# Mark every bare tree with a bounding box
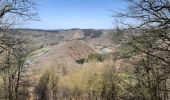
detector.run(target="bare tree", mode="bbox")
[0,0,38,27]
[101,67,119,100]
[113,0,170,100]
[0,0,38,55]
[0,31,31,99]
[0,0,38,99]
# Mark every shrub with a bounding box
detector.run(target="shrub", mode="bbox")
[58,62,122,99]
[87,53,111,62]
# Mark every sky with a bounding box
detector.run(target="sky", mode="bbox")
[24,0,125,29]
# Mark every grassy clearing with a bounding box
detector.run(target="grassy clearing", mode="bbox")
[26,47,49,61]
[30,47,49,57]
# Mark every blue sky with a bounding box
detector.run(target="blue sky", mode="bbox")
[25,0,125,29]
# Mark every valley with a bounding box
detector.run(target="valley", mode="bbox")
[18,29,122,99]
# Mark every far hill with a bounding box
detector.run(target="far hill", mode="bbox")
[13,28,115,50]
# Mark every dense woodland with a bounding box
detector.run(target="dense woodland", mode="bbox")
[0,0,170,100]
